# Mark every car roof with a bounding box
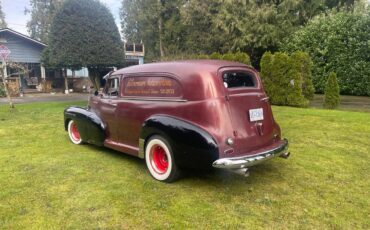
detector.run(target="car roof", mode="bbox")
[114,60,255,78]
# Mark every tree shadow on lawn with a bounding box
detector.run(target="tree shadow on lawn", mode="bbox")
[85,144,286,188]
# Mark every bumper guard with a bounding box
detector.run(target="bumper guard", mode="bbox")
[212,139,289,170]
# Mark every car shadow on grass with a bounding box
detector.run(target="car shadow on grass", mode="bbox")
[183,162,285,184]
[85,144,287,187]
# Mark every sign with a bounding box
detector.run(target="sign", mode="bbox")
[0,45,11,60]
[123,76,182,97]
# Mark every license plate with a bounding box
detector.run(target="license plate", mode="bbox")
[249,108,264,122]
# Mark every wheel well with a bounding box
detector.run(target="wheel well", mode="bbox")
[143,133,159,158]
[65,118,71,131]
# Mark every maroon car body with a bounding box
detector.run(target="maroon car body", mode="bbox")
[64,60,289,182]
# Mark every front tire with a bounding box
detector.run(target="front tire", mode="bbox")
[145,135,180,182]
[67,120,83,145]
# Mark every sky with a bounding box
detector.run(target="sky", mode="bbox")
[2,0,122,36]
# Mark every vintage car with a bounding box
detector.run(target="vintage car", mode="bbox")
[64,60,290,182]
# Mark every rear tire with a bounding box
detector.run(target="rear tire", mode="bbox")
[145,135,180,182]
[67,120,83,145]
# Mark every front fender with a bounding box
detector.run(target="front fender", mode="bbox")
[64,107,105,146]
[140,115,219,169]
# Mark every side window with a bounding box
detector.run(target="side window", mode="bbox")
[222,71,256,88]
[122,76,182,98]
[104,77,120,96]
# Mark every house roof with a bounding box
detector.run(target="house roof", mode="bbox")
[0,28,47,47]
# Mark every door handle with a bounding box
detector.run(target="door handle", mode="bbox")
[260,97,269,102]
[107,99,117,107]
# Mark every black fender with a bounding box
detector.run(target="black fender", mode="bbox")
[64,106,105,146]
[139,115,219,169]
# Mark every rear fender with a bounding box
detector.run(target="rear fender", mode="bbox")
[64,107,105,146]
[139,115,219,169]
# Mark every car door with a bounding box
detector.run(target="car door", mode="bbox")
[98,75,121,142]
[115,75,145,152]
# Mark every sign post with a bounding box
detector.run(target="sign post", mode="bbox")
[0,45,14,108]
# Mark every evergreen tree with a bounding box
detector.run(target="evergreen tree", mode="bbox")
[260,51,309,107]
[291,51,315,100]
[120,0,354,64]
[0,1,7,28]
[25,0,64,43]
[324,72,340,109]
[44,0,125,89]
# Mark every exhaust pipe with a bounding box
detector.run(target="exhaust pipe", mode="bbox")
[230,168,250,177]
[280,152,290,159]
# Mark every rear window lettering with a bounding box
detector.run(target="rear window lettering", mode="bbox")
[222,72,256,88]
[122,76,182,98]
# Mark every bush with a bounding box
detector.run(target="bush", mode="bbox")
[215,52,251,65]
[221,52,234,61]
[0,84,5,97]
[280,10,370,96]
[232,51,251,65]
[260,51,313,107]
[209,52,222,60]
[196,54,209,59]
[324,72,340,109]
[162,51,251,66]
[291,51,315,100]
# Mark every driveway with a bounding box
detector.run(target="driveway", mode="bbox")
[0,93,89,104]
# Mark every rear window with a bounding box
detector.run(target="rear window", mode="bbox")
[222,72,256,88]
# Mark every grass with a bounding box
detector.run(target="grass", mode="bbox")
[310,94,370,112]
[0,101,369,229]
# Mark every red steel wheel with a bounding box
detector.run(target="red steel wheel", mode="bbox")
[151,145,169,174]
[145,135,180,182]
[68,120,83,145]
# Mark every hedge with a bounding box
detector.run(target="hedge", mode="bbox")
[260,51,314,107]
[280,10,370,96]
[163,52,252,66]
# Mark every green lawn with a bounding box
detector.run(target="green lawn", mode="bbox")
[0,102,369,229]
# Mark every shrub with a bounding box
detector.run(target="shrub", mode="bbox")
[196,54,209,59]
[280,10,370,96]
[260,51,311,107]
[0,84,5,97]
[162,52,251,65]
[218,52,251,65]
[209,52,222,60]
[221,52,234,61]
[324,72,340,109]
[291,51,315,100]
[233,51,251,65]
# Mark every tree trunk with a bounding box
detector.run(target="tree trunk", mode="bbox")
[1,60,14,109]
[88,68,100,90]
[158,0,164,58]
[63,68,69,94]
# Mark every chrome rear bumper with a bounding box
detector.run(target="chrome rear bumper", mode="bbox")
[212,139,289,169]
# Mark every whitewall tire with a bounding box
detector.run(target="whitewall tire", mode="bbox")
[67,120,83,145]
[145,135,180,182]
